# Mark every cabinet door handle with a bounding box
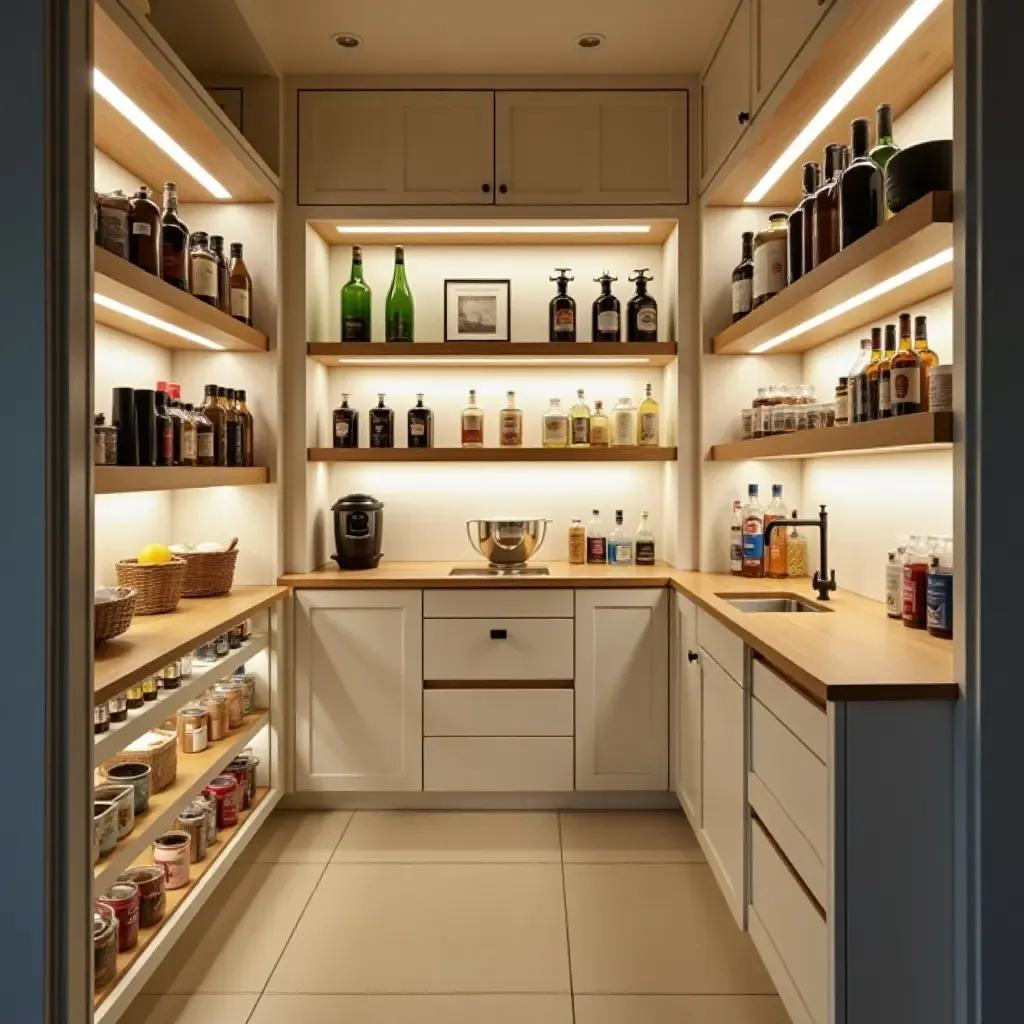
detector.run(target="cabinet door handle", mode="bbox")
[687,650,699,663]
[490,628,508,640]
[498,184,508,194]
[481,183,491,193]
[738,111,750,125]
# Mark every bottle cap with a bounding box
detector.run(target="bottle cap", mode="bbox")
[772,484,782,497]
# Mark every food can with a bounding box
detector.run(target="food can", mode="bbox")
[225,759,251,810]
[928,365,953,412]
[94,800,118,857]
[97,881,140,952]
[94,703,110,734]
[118,865,165,927]
[200,694,228,742]
[108,693,128,723]
[205,775,239,828]
[191,793,218,847]
[93,904,118,989]
[239,750,260,804]
[101,761,152,814]
[95,784,135,841]
[142,676,159,702]
[161,661,181,690]
[175,807,207,862]
[153,831,192,890]
[213,681,245,729]
[176,706,208,754]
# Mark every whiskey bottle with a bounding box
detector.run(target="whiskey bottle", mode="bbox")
[460,389,484,448]
[634,511,656,566]
[499,391,523,447]
[220,386,243,466]
[731,232,754,322]
[789,162,820,285]
[890,313,923,416]
[638,383,660,446]
[914,315,939,411]
[166,396,185,466]
[200,385,225,465]
[610,396,637,447]
[812,144,848,269]
[189,232,219,306]
[369,393,395,448]
[753,214,788,308]
[591,272,621,341]
[128,185,161,277]
[407,393,433,448]
[209,235,230,313]
[626,270,658,341]
[154,390,174,467]
[542,398,569,448]
[549,269,576,341]
[385,246,414,342]
[193,401,214,466]
[569,389,591,448]
[341,245,372,341]
[181,402,198,466]
[590,400,610,447]
[229,243,253,326]
[332,393,359,448]
[765,484,789,579]
[839,118,884,250]
[878,324,898,418]
[236,389,255,465]
[857,328,882,422]
[870,103,900,218]
[741,484,765,578]
[160,182,189,290]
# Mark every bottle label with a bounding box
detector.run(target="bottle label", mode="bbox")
[410,421,425,437]
[729,530,743,572]
[197,433,214,459]
[612,412,634,446]
[132,222,152,236]
[597,310,619,332]
[639,413,659,446]
[885,562,902,617]
[892,367,921,405]
[191,258,217,299]
[608,541,633,566]
[387,314,412,342]
[341,315,366,341]
[902,562,928,625]
[571,417,590,445]
[553,309,574,334]
[569,530,587,565]
[741,516,764,564]
[835,392,849,424]
[926,571,953,633]
[500,413,521,446]
[183,431,196,462]
[635,539,655,566]
[335,419,350,441]
[587,537,607,564]
[731,279,753,316]
[765,515,787,576]
[879,375,892,415]
[461,414,483,445]
[753,238,787,301]
[591,422,609,446]
[231,288,250,320]
[636,307,657,334]
[370,419,392,447]
[543,417,568,444]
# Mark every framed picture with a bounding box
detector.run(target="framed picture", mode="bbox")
[444,279,511,342]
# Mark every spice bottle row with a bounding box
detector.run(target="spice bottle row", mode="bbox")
[741,384,836,440]
[729,485,810,579]
[885,535,953,638]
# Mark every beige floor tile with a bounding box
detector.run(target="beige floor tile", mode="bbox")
[117,994,259,1024]
[564,864,775,995]
[240,810,353,863]
[560,812,705,863]
[250,994,573,1023]
[267,863,570,993]
[574,994,791,1024]
[333,811,560,863]
[144,862,323,994]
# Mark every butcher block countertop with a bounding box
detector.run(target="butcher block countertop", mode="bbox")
[278,562,957,705]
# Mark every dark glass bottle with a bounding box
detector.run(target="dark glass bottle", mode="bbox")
[229,243,253,326]
[112,387,137,465]
[219,386,243,467]
[341,245,372,341]
[168,397,185,465]
[193,401,214,466]
[839,118,884,251]
[855,328,882,423]
[878,324,898,418]
[408,393,433,448]
[864,329,884,420]
[189,231,219,306]
[129,185,162,277]
[154,390,174,466]
[134,389,157,466]
[160,182,189,290]
[591,272,621,341]
[627,269,658,342]
[549,268,576,341]
[369,393,394,448]
[870,103,900,218]
[812,144,848,269]
[236,390,255,466]
[788,162,819,285]
[731,233,754,322]
[332,393,359,448]
[209,235,230,314]
[385,246,414,341]
[890,312,923,416]
[202,384,227,466]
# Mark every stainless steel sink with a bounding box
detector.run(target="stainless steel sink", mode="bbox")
[719,596,827,613]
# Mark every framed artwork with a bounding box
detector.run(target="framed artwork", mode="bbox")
[444,279,511,342]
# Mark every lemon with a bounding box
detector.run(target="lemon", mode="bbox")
[138,543,174,565]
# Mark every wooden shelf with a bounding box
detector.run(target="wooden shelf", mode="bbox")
[95,465,270,494]
[309,447,678,463]
[93,0,278,203]
[709,412,953,461]
[94,247,269,353]
[712,193,953,356]
[94,787,275,1012]
[93,586,287,706]
[307,341,677,367]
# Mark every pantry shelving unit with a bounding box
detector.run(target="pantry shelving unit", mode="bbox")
[307,341,678,367]
[95,466,270,494]
[309,446,678,463]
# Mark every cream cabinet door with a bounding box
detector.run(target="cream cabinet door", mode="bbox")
[575,589,669,790]
[495,91,688,205]
[700,0,752,189]
[294,589,422,791]
[753,0,834,114]
[673,592,703,827]
[298,91,494,205]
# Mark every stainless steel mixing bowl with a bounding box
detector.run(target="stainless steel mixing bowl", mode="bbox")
[466,519,551,567]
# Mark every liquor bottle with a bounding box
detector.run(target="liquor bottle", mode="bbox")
[219,386,243,467]
[154,390,174,467]
[586,510,607,564]
[729,500,743,575]
[626,269,658,341]
[202,384,227,465]
[369,393,395,448]
[236,389,254,466]
[812,144,848,269]
[181,402,198,467]
[634,511,656,566]
[189,232,218,306]
[160,182,189,290]
[128,185,161,277]
[592,272,621,341]
[407,393,433,448]
[607,510,633,566]
[193,401,214,467]
[638,383,660,446]
[890,312,922,416]
[209,235,230,313]
[789,162,819,285]
[878,324,898,418]
[731,232,754,322]
[753,214,789,308]
[568,520,586,565]
[341,245,372,341]
[914,315,939,411]
[542,398,569,448]
[765,483,789,579]
[839,118,884,251]
[863,328,884,421]
[385,246,414,342]
[570,389,591,448]
[611,396,637,447]
[499,391,523,447]
[846,337,872,425]
[229,243,253,326]
[590,400,610,447]
[332,393,359,448]
[741,483,765,578]
[166,397,184,466]
[460,389,484,448]
[870,103,900,218]
[549,269,576,341]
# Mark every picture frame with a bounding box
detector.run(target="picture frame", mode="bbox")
[444,279,511,342]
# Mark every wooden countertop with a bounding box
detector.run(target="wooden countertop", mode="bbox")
[278,563,957,705]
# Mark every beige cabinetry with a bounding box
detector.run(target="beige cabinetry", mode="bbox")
[752,0,835,114]
[671,590,703,827]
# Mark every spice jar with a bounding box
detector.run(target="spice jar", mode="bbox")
[205,775,239,828]
[180,652,192,679]
[835,378,849,425]
[926,536,953,639]
[215,633,230,658]
[568,519,586,565]
[94,414,118,466]
[160,661,181,691]
[93,904,118,989]
[94,703,110,734]
[213,681,245,729]
[153,831,192,890]
[142,676,158,702]
[200,694,228,742]
[232,671,256,713]
[96,189,131,259]
[176,706,208,754]
[229,623,244,650]
[98,881,140,952]
[108,693,128,724]
[175,807,208,862]
[126,683,144,710]
[118,865,165,928]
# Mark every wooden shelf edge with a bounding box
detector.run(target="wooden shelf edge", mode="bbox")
[307,341,677,367]
[95,466,270,494]
[307,447,678,463]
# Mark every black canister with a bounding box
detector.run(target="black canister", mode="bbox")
[134,389,157,466]
[331,493,384,570]
[112,388,137,466]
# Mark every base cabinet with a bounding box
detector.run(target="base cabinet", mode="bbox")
[672,592,703,826]
[294,590,423,791]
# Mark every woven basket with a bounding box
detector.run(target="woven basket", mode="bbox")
[94,587,136,646]
[103,729,177,792]
[114,558,186,615]
[179,548,239,598]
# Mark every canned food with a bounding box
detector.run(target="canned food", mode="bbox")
[97,881,140,952]
[176,706,208,754]
[153,831,192,890]
[191,793,218,847]
[94,784,135,841]
[142,676,159,702]
[118,865,165,927]
[239,750,260,804]
[100,761,151,814]
[94,703,110,734]
[200,694,228,742]
[93,904,118,989]
[175,807,207,862]
[205,775,239,828]
[108,693,128,724]
[225,759,250,811]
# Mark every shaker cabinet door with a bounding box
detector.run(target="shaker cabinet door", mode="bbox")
[674,592,704,828]
[752,0,835,115]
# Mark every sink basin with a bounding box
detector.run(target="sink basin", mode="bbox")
[719,596,827,614]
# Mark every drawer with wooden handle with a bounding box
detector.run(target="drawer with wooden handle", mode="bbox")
[423,617,573,681]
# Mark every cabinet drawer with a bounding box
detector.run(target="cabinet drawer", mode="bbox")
[753,659,827,761]
[424,688,574,737]
[424,737,574,791]
[697,608,745,682]
[424,618,574,681]
[424,590,573,618]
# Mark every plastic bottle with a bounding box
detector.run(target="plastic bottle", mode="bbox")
[926,536,953,638]
[607,510,633,566]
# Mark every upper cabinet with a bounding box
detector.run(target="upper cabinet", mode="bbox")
[752,0,834,115]
[298,90,495,205]
[701,0,752,189]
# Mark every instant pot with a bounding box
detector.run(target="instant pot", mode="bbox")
[331,493,384,570]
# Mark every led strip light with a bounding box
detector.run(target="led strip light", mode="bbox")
[334,225,652,236]
[94,294,225,351]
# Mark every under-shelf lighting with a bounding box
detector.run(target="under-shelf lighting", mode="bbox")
[332,357,653,367]
[750,247,953,353]
[744,0,945,203]
[93,69,232,200]
[94,294,226,350]
[333,225,651,236]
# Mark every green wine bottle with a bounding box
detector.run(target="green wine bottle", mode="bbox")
[385,245,414,342]
[340,245,372,341]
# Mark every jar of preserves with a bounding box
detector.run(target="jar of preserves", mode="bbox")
[752,213,789,309]
[200,694,228,742]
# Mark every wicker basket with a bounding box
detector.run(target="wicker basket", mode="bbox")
[179,548,239,598]
[103,729,177,792]
[114,558,186,615]
[94,587,136,646]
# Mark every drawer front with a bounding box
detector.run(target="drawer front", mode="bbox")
[424,590,573,618]
[424,618,574,681]
[751,821,828,1024]
[697,608,745,682]
[424,736,574,791]
[751,698,827,863]
[753,659,827,762]
[424,688,574,737]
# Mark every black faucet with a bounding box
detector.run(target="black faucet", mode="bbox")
[763,504,837,601]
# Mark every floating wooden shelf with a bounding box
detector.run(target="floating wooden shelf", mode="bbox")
[94,247,269,353]
[712,193,953,356]
[309,447,677,463]
[93,586,287,706]
[307,341,677,367]
[709,412,953,461]
[95,465,270,494]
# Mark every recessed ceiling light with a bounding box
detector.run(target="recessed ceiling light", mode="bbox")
[332,33,362,48]
[576,33,606,49]
[333,225,650,235]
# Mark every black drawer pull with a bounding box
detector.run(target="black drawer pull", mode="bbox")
[490,628,508,640]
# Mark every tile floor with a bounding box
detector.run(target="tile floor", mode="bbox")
[129,810,785,1024]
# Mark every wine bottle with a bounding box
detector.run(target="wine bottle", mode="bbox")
[549,269,576,341]
[788,162,819,285]
[626,269,657,342]
[839,118,884,250]
[870,103,900,219]
[332,394,359,448]
[731,233,754,322]
[407,393,433,448]
[591,272,621,341]
[369,394,395,447]
[341,245,372,341]
[385,246,414,342]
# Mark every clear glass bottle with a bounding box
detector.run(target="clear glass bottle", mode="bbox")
[590,400,610,447]
[753,214,789,308]
[786,511,809,578]
[586,510,607,564]
[460,389,484,448]
[333,393,359,448]
[569,389,591,448]
[634,511,656,566]
[847,335,873,424]
[741,483,765,578]
[607,510,633,566]
[341,244,372,341]
[610,396,637,447]
[765,483,789,579]
[499,391,523,448]
[369,393,394,448]
[407,394,433,448]
[638,383,660,446]
[729,500,743,575]
[385,246,414,342]
[542,398,569,448]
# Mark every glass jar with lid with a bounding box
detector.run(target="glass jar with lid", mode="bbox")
[752,386,768,438]
[753,213,789,308]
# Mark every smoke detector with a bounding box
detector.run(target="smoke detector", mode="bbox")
[576,33,606,49]
[332,33,362,49]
